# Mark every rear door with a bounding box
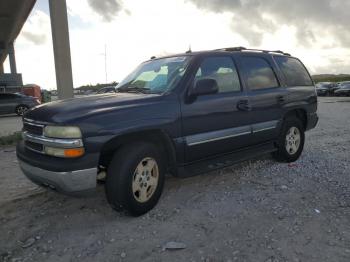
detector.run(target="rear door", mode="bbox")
[238,54,287,144]
[0,94,17,114]
[0,94,7,113]
[181,55,252,162]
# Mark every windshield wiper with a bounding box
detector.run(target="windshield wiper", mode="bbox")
[117,87,151,94]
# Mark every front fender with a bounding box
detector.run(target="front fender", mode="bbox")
[83,116,181,154]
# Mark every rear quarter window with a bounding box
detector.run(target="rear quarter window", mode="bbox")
[274,56,313,86]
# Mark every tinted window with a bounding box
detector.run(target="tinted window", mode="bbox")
[195,57,241,93]
[241,57,279,90]
[275,56,313,86]
[341,83,350,88]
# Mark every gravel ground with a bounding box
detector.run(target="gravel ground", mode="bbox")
[0,115,22,137]
[0,97,349,262]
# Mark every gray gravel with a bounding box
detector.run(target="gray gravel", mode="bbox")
[0,115,22,137]
[0,97,349,262]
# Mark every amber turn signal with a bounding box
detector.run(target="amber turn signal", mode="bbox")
[64,148,85,158]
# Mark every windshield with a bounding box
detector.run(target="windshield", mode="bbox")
[116,56,191,94]
[316,83,330,88]
[340,83,350,88]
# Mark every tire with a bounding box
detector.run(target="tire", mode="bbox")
[272,117,305,163]
[105,142,165,216]
[15,105,29,116]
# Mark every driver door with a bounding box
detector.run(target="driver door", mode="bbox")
[181,55,253,162]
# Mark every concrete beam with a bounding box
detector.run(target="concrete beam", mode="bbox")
[8,42,17,74]
[49,0,74,99]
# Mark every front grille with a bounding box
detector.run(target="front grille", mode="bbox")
[25,140,44,153]
[23,122,44,136]
[23,120,45,153]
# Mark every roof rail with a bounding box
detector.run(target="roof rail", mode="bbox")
[216,46,291,56]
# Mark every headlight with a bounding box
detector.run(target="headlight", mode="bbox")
[44,126,82,138]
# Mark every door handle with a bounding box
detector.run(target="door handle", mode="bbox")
[237,100,252,111]
[276,95,285,103]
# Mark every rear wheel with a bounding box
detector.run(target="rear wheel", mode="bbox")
[272,117,305,162]
[15,105,29,116]
[105,142,165,216]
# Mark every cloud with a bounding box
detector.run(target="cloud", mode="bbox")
[21,31,47,45]
[187,0,350,48]
[87,0,123,22]
[20,10,50,45]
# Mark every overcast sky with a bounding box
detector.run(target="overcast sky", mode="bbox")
[4,0,350,90]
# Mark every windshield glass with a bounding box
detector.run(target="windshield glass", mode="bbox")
[116,56,191,94]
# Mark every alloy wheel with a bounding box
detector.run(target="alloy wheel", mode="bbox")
[132,157,159,203]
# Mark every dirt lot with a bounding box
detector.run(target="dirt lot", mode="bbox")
[1,97,350,262]
[0,115,22,137]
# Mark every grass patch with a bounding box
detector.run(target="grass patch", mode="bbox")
[0,132,22,146]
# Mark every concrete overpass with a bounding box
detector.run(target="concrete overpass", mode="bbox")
[0,0,74,99]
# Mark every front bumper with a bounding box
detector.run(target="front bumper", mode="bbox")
[19,159,97,194]
[17,141,99,194]
[316,91,327,96]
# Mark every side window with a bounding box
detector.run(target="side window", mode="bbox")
[195,57,241,93]
[274,56,313,86]
[7,94,18,99]
[241,57,279,90]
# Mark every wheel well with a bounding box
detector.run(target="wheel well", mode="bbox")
[15,104,29,109]
[284,109,307,130]
[98,130,177,175]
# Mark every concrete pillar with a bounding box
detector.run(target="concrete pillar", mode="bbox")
[49,0,74,99]
[8,43,17,74]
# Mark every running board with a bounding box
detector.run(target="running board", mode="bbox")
[177,142,277,178]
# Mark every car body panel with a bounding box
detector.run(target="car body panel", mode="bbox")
[0,93,39,115]
[335,85,350,96]
[16,49,318,194]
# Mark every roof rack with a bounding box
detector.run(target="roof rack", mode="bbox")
[215,46,291,56]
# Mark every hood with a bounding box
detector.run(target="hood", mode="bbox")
[25,93,161,124]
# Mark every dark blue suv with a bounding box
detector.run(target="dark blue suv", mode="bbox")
[17,47,318,216]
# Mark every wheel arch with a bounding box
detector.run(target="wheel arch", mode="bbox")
[15,104,29,114]
[98,129,178,176]
[283,108,307,130]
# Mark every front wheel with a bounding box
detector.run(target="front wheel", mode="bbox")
[15,105,29,116]
[105,142,165,216]
[272,117,305,162]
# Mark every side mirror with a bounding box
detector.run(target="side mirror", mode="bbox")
[191,78,219,97]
